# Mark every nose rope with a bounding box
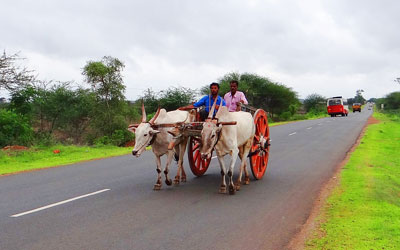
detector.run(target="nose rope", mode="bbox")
[134,134,157,153]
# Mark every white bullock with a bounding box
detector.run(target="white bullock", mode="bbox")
[129,104,194,190]
[200,105,255,194]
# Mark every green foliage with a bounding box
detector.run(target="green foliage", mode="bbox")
[159,87,196,111]
[384,91,400,109]
[0,109,33,147]
[82,56,130,141]
[140,88,160,114]
[82,56,125,102]
[200,72,300,119]
[354,89,366,104]
[33,131,56,147]
[0,145,131,175]
[279,111,291,121]
[9,83,97,143]
[303,93,326,112]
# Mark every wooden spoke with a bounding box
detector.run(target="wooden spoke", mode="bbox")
[188,136,212,176]
[250,109,270,180]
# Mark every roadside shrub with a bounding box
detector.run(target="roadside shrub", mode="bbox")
[33,132,57,147]
[304,94,326,112]
[279,111,292,121]
[94,136,112,146]
[111,129,133,146]
[385,91,400,109]
[290,114,306,121]
[0,109,33,147]
[93,129,133,146]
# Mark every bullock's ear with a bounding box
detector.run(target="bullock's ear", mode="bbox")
[127,124,139,133]
[149,129,160,135]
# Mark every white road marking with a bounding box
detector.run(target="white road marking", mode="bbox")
[10,189,110,218]
[307,127,312,130]
[212,156,218,159]
[288,132,297,136]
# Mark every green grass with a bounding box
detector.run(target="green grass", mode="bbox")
[0,145,132,175]
[306,111,400,249]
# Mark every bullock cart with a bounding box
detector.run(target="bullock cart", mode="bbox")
[184,104,270,180]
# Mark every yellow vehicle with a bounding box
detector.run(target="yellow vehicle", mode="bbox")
[352,103,361,112]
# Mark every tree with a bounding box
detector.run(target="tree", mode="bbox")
[82,56,128,138]
[354,89,366,104]
[159,87,196,111]
[303,93,326,112]
[82,56,125,104]
[0,51,34,91]
[201,72,299,118]
[384,91,400,109]
[140,88,159,115]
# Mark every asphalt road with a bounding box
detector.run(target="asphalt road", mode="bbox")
[0,108,372,250]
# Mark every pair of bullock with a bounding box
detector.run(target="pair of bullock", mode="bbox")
[129,101,255,194]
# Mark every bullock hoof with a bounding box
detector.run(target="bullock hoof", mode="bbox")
[153,184,162,190]
[229,186,236,195]
[173,178,180,185]
[235,183,241,191]
[181,176,187,183]
[219,186,227,194]
[165,178,172,186]
[244,177,250,185]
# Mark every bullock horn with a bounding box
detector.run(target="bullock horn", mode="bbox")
[141,101,147,123]
[207,97,218,119]
[149,107,161,125]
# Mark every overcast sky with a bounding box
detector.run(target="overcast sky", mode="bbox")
[1,0,400,100]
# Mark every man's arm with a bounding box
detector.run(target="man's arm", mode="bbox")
[179,96,206,110]
[240,92,248,104]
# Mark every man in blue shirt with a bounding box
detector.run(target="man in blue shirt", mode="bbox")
[179,82,226,120]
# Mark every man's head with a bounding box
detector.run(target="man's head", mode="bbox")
[230,80,239,94]
[209,82,220,96]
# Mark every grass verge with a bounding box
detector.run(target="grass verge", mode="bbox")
[0,145,132,175]
[305,111,400,249]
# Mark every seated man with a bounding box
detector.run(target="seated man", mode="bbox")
[224,80,248,112]
[179,82,226,120]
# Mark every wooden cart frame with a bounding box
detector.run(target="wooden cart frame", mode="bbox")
[186,104,271,180]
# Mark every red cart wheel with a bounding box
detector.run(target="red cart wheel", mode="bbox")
[188,136,212,176]
[250,109,270,180]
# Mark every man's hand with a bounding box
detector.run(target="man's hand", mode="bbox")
[236,102,242,111]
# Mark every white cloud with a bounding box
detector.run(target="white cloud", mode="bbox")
[1,0,400,101]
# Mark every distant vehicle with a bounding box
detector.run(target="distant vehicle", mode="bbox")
[327,96,349,117]
[352,103,361,112]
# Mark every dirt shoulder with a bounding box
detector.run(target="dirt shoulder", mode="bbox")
[286,115,380,250]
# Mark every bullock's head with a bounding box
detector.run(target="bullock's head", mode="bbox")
[200,119,222,160]
[199,99,221,159]
[129,103,161,157]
